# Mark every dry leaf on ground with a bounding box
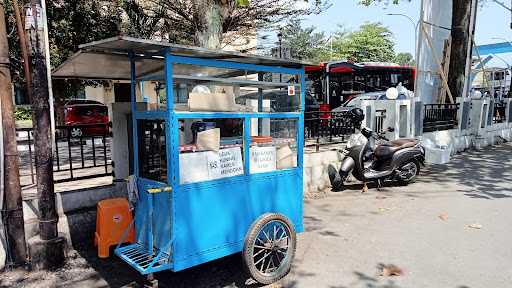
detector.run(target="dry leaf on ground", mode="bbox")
[438,213,449,221]
[362,184,369,193]
[468,223,483,229]
[380,264,404,277]
[378,207,392,213]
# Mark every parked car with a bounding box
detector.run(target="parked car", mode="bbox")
[332,87,411,112]
[64,100,109,137]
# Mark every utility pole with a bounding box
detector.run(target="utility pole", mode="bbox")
[0,0,28,266]
[24,0,64,269]
[277,30,283,83]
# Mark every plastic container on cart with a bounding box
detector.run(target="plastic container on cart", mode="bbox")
[251,136,273,144]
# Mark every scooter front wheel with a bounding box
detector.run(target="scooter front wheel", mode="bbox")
[396,160,420,185]
[328,165,347,192]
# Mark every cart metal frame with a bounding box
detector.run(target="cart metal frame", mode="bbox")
[52,37,305,275]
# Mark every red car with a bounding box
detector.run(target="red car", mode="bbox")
[64,100,109,137]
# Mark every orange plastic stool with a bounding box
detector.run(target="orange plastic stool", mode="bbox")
[94,198,135,258]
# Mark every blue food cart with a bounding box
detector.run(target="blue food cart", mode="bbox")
[53,37,306,284]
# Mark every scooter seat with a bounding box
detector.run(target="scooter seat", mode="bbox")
[374,139,418,159]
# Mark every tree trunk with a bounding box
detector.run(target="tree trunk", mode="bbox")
[447,0,475,102]
[194,0,231,49]
[195,2,223,49]
[0,0,28,265]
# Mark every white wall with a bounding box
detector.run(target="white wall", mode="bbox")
[304,96,512,193]
[416,0,452,104]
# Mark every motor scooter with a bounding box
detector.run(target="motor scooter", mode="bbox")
[328,108,425,192]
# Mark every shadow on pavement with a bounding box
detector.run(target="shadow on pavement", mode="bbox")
[420,144,512,199]
[337,144,512,200]
[73,238,261,288]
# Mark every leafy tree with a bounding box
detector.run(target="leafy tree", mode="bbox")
[329,22,395,63]
[4,0,25,81]
[394,52,415,66]
[46,1,123,69]
[120,0,167,39]
[6,0,173,106]
[280,19,327,62]
[6,0,331,107]
[148,0,331,49]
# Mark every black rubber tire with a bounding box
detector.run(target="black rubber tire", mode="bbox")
[396,159,420,185]
[242,213,297,285]
[328,165,340,186]
[71,127,83,138]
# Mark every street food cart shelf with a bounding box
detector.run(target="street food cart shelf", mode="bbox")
[52,36,308,285]
[115,242,172,274]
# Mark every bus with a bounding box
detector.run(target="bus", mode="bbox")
[306,61,416,110]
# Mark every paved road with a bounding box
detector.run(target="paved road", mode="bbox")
[2,144,511,288]
[282,143,512,288]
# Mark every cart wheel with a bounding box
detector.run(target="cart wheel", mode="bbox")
[242,213,296,285]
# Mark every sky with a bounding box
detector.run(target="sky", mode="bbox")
[266,0,512,67]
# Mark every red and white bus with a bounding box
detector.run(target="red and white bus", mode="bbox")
[306,61,416,110]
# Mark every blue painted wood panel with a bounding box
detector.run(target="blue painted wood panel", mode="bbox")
[171,170,303,271]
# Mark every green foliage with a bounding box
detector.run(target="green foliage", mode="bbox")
[394,52,415,66]
[120,1,167,39]
[281,19,328,62]
[151,0,331,48]
[4,0,24,80]
[14,107,32,121]
[46,1,123,69]
[235,0,250,6]
[328,22,396,62]
[280,20,400,64]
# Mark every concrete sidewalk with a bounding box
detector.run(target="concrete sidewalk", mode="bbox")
[1,144,511,288]
[283,143,512,288]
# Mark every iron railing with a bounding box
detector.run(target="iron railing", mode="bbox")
[423,104,459,132]
[17,123,112,186]
[493,102,507,124]
[304,111,355,150]
[375,109,386,133]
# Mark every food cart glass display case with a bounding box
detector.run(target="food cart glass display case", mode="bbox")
[52,37,306,284]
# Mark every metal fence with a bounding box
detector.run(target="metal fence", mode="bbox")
[423,104,460,132]
[374,109,386,133]
[17,123,112,187]
[304,111,355,150]
[493,102,507,124]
